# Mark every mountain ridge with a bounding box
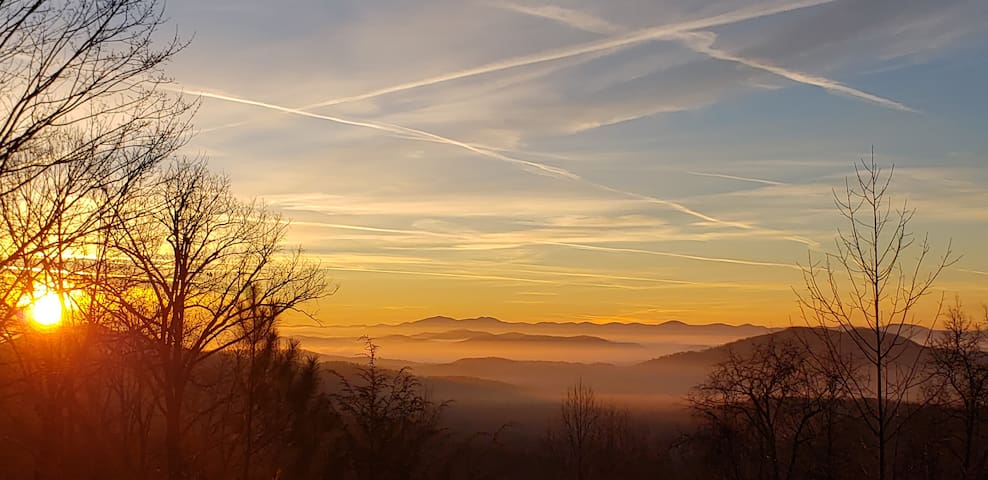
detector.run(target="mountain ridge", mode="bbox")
[397,315,769,330]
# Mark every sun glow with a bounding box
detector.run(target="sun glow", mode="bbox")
[28,289,64,328]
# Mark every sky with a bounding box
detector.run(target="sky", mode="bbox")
[164,0,988,326]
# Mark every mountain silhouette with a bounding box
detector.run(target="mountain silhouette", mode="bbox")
[639,326,928,369]
[390,315,774,337]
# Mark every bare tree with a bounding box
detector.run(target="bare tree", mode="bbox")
[545,380,646,480]
[555,380,600,480]
[796,154,954,480]
[0,0,192,342]
[926,300,988,480]
[688,337,839,480]
[0,0,188,179]
[103,160,327,479]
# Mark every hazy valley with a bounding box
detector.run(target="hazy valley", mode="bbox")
[303,316,933,410]
[287,315,776,364]
[1,0,984,478]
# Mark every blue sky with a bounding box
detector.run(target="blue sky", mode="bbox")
[164,0,988,325]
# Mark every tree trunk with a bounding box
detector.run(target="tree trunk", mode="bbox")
[166,385,184,480]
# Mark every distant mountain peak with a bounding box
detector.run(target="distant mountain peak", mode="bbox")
[406,315,509,327]
[418,315,455,322]
[396,315,777,336]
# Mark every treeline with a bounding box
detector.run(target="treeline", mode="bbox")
[481,302,988,480]
[677,304,988,480]
[0,1,982,479]
[0,0,332,477]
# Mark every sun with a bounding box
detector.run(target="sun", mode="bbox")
[29,289,64,328]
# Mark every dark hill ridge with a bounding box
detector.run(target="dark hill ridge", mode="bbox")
[639,326,928,369]
[319,359,537,404]
[284,316,780,364]
[313,326,935,402]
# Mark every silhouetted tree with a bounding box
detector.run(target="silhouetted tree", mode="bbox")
[688,337,839,480]
[103,160,327,479]
[0,4,190,466]
[545,380,648,480]
[0,0,192,342]
[926,300,988,480]
[550,380,599,480]
[332,339,449,480]
[797,155,954,480]
[207,306,339,480]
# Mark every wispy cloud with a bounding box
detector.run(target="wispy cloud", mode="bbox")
[180,88,764,231]
[325,266,558,285]
[547,241,800,270]
[675,31,917,113]
[164,0,987,326]
[180,88,577,178]
[324,264,781,291]
[289,221,462,239]
[498,2,916,113]
[302,0,836,110]
[196,121,249,134]
[494,2,623,34]
[687,171,786,186]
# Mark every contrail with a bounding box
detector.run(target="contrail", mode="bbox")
[687,171,786,186]
[593,184,754,229]
[322,266,656,289]
[505,266,765,289]
[182,89,575,179]
[181,88,753,229]
[300,0,837,110]
[287,221,462,239]
[676,32,917,113]
[547,241,800,269]
[324,266,557,284]
[493,2,623,34]
[271,204,809,270]
[196,121,249,134]
[500,2,916,113]
[325,265,762,290]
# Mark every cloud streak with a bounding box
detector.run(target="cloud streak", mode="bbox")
[302,0,837,110]
[494,2,623,34]
[687,171,786,186]
[547,241,800,270]
[324,266,558,285]
[676,32,917,113]
[325,264,777,290]
[180,88,761,230]
[180,88,577,179]
[498,2,916,113]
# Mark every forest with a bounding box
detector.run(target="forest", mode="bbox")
[0,1,984,479]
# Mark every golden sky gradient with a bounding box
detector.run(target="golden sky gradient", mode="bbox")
[162,0,987,326]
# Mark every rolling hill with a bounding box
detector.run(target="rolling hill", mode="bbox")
[317,326,935,406]
[284,315,777,364]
